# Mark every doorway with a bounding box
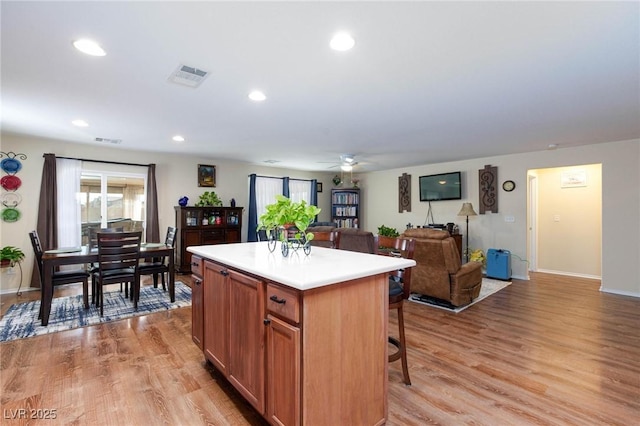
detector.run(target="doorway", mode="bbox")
[527,164,602,279]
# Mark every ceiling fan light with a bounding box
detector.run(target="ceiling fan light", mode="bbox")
[341,164,353,172]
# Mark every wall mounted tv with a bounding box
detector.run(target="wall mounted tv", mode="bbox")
[419,172,462,201]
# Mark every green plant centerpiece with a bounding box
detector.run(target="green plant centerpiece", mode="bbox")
[377,225,399,237]
[257,195,321,256]
[1,246,25,267]
[195,191,223,207]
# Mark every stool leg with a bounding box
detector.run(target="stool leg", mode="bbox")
[397,302,411,386]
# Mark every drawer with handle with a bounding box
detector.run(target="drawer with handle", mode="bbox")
[266,283,300,324]
[191,255,202,277]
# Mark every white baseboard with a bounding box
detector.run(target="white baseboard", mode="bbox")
[600,287,640,298]
[535,269,601,280]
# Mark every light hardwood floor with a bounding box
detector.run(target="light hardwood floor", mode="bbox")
[1,273,638,425]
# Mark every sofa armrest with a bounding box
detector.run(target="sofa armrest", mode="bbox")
[449,261,483,306]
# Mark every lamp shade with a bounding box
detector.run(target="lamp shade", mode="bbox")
[457,202,477,217]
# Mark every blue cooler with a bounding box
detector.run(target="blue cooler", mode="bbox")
[486,249,511,280]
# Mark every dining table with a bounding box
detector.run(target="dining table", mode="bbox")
[40,242,175,326]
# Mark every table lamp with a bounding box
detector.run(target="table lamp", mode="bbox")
[457,202,477,263]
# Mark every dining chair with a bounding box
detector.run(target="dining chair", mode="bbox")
[88,226,124,303]
[29,230,90,319]
[375,235,415,385]
[94,231,142,316]
[138,226,177,291]
[308,230,337,249]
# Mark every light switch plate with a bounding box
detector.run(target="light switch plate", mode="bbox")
[504,215,515,223]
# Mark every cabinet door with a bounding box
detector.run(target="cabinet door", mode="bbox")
[181,230,201,272]
[228,270,265,414]
[191,274,203,350]
[203,261,229,374]
[266,315,300,426]
[225,229,240,242]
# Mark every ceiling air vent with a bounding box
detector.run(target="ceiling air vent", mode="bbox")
[168,64,210,88]
[95,137,122,145]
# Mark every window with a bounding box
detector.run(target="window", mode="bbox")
[79,171,147,245]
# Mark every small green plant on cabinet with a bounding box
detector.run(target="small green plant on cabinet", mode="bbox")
[195,191,223,207]
[257,195,321,242]
[1,246,25,267]
[377,225,399,237]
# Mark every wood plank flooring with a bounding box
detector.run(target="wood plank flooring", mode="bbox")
[1,273,638,425]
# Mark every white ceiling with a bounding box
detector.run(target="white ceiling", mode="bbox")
[2,1,639,172]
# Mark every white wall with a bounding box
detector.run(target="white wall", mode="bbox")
[1,134,637,296]
[0,133,334,292]
[362,139,639,296]
[536,164,601,278]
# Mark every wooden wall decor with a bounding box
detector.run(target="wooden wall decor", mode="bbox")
[479,164,498,214]
[398,173,411,212]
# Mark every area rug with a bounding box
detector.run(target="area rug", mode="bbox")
[0,281,192,342]
[409,278,511,313]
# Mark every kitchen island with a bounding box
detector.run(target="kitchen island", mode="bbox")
[188,242,416,426]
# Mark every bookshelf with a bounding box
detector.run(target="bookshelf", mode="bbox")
[331,188,360,228]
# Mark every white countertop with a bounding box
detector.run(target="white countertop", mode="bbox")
[187,241,416,291]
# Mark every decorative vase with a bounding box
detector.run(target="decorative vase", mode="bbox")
[178,196,189,207]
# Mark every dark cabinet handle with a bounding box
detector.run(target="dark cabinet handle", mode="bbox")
[270,295,286,304]
[220,270,229,276]
[263,318,271,325]
[194,279,201,286]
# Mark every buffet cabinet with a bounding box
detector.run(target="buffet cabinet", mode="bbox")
[191,256,388,426]
[174,206,242,273]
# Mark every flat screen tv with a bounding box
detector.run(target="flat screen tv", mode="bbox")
[419,172,462,201]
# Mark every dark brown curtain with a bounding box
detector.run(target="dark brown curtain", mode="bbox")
[146,163,160,242]
[31,153,57,287]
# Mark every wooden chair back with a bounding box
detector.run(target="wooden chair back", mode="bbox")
[88,226,124,251]
[375,235,415,300]
[28,230,44,276]
[309,230,337,248]
[96,231,142,276]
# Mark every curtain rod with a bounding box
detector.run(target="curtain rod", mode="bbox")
[53,155,150,168]
[249,174,313,182]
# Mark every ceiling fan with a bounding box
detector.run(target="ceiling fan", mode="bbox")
[318,154,360,170]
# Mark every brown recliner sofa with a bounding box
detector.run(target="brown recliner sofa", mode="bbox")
[400,228,482,307]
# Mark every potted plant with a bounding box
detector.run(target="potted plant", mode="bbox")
[257,195,321,243]
[195,191,223,207]
[377,225,399,237]
[0,246,25,268]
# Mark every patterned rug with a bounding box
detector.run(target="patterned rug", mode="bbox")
[409,277,511,313]
[0,281,192,342]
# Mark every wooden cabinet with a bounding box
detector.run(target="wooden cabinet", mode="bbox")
[203,260,229,375]
[265,283,301,426]
[191,256,203,350]
[195,259,388,426]
[175,206,242,272]
[228,270,265,414]
[451,233,463,260]
[331,188,360,228]
[201,260,265,414]
[266,315,300,426]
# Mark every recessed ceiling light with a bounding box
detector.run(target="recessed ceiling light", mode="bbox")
[73,39,106,56]
[548,144,559,150]
[172,135,185,142]
[249,91,266,102]
[71,119,89,127]
[330,32,355,51]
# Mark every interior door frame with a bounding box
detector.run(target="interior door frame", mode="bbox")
[527,172,538,273]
